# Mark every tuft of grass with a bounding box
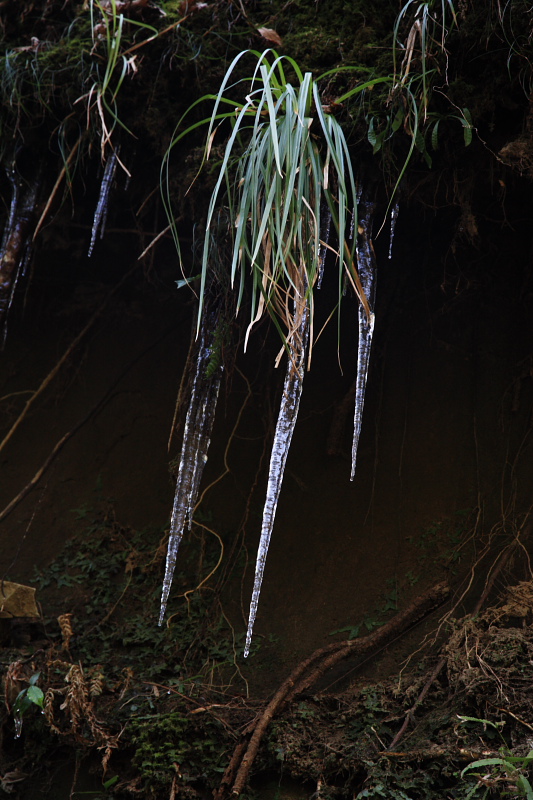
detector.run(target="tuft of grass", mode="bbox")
[162,49,379,356]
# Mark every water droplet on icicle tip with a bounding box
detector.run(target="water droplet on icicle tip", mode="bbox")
[14,717,22,739]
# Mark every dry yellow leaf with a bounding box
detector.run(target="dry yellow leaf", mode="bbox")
[257,27,283,47]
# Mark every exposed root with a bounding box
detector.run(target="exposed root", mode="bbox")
[388,531,531,751]
[217,581,450,798]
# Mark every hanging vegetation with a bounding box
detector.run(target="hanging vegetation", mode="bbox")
[159,15,473,651]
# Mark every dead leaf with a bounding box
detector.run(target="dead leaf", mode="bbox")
[257,27,283,47]
[0,582,38,618]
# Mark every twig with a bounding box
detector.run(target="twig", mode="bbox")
[387,656,446,751]
[471,527,529,616]
[121,15,189,57]
[382,747,499,760]
[138,222,173,261]
[0,418,90,523]
[0,302,176,525]
[166,523,224,615]
[33,136,82,240]
[0,263,138,458]
[214,740,250,800]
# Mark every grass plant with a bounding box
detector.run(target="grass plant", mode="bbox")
[458,717,533,798]
[393,0,458,116]
[80,0,159,165]
[162,49,377,356]
[162,25,472,347]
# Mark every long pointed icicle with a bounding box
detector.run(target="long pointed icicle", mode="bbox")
[244,299,310,657]
[350,194,377,481]
[388,200,400,260]
[159,302,224,625]
[0,169,40,344]
[88,148,118,257]
[317,204,332,290]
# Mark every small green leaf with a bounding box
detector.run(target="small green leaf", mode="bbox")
[176,275,200,290]
[431,119,440,151]
[372,129,386,155]
[516,774,533,799]
[391,106,404,133]
[462,107,473,146]
[463,782,482,800]
[461,757,507,777]
[26,685,44,708]
[414,129,425,153]
[367,117,377,147]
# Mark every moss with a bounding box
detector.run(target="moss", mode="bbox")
[243,0,396,74]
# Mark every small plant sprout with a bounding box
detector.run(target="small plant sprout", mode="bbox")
[12,672,44,738]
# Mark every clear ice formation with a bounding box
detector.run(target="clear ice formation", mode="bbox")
[317,205,332,289]
[88,148,118,257]
[350,194,377,481]
[159,301,224,625]
[244,298,310,657]
[388,200,400,259]
[158,192,375,649]
[0,168,40,345]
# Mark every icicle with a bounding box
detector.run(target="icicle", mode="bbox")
[317,205,332,290]
[349,206,356,241]
[350,193,377,481]
[351,308,375,479]
[88,148,118,257]
[1,169,20,254]
[0,169,40,345]
[244,298,310,657]
[388,200,399,259]
[159,303,224,625]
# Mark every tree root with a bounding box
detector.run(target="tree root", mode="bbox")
[216,581,450,799]
[381,747,499,761]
